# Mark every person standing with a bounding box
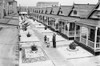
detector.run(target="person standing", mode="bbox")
[45,26,47,30]
[52,33,56,48]
[46,38,50,47]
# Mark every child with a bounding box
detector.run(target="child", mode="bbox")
[46,38,50,47]
[44,35,47,43]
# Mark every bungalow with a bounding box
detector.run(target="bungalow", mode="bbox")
[71,3,100,54]
[31,1,100,55]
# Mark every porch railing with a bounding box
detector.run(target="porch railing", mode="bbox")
[60,28,64,33]
[76,30,80,36]
[75,37,80,42]
[81,37,86,45]
[64,30,68,36]
[69,31,75,37]
[63,30,75,37]
[96,42,100,49]
[88,40,94,49]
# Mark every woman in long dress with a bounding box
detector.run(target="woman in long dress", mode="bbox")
[52,33,56,48]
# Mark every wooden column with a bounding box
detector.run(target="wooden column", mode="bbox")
[86,28,89,46]
[63,22,65,34]
[67,23,69,37]
[74,24,76,40]
[80,26,82,42]
[94,27,98,50]
[64,22,67,35]
[63,22,66,34]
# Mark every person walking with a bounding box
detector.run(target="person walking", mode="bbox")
[44,35,47,43]
[46,38,50,47]
[52,33,56,48]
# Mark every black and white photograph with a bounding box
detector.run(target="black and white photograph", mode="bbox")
[0,0,100,66]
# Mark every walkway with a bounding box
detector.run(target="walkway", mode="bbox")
[19,18,100,66]
[0,15,19,66]
[30,19,100,66]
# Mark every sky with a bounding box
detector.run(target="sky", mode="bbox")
[15,0,98,6]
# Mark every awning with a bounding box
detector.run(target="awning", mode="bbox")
[59,17,79,23]
[19,12,28,14]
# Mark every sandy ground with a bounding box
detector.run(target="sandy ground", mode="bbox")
[0,27,18,66]
[0,19,9,24]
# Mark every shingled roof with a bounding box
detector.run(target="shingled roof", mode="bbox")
[70,4,96,18]
[51,6,60,15]
[46,7,52,14]
[41,8,46,14]
[87,2,100,19]
[58,5,72,16]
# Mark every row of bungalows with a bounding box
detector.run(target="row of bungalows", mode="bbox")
[19,6,28,13]
[0,0,17,19]
[28,2,100,55]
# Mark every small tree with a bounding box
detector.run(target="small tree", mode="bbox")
[27,32,31,37]
[69,42,76,50]
[31,45,38,51]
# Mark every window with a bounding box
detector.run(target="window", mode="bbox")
[69,23,75,31]
[65,25,68,30]
[73,10,77,14]
[76,25,80,30]
[56,23,59,29]
[88,29,95,42]
[45,10,47,14]
[97,28,100,42]
[60,11,63,14]
[41,10,43,13]
[39,10,40,13]
[81,27,88,39]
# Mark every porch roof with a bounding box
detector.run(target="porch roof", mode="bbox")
[59,17,79,22]
[76,19,99,27]
[39,13,79,22]
[41,13,99,26]
[33,13,100,27]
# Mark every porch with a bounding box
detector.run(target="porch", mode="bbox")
[74,24,100,53]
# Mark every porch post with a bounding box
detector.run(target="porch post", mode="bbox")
[67,23,69,36]
[86,28,89,46]
[94,27,98,51]
[63,22,66,34]
[80,26,82,42]
[47,17,48,25]
[74,24,76,40]
[64,22,67,34]
[64,22,66,34]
